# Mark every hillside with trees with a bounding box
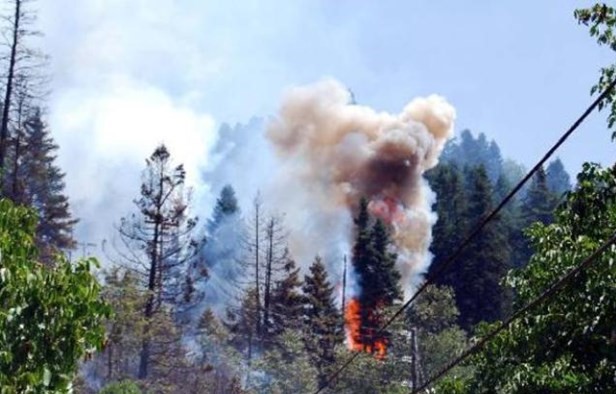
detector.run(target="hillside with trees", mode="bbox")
[0,1,614,393]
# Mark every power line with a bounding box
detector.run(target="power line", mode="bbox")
[314,77,616,394]
[412,231,616,393]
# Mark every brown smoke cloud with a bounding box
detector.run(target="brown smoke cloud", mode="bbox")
[266,79,456,297]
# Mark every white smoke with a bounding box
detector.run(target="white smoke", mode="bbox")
[50,76,217,252]
[266,79,456,297]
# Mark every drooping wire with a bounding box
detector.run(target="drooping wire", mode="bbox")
[314,77,616,394]
[411,231,616,393]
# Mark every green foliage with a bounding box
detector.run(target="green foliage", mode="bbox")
[226,286,260,356]
[427,163,468,284]
[332,323,436,394]
[0,199,110,392]
[575,3,616,138]
[200,184,244,313]
[198,308,243,368]
[351,199,402,352]
[302,256,342,386]
[367,219,402,305]
[114,144,201,379]
[4,109,78,262]
[85,267,200,392]
[438,164,616,393]
[521,166,558,227]
[429,160,532,331]
[512,166,559,267]
[406,285,470,384]
[269,255,304,338]
[442,130,504,183]
[546,158,572,196]
[456,166,512,330]
[331,347,399,394]
[254,329,319,394]
[99,380,143,394]
[420,327,469,380]
[407,285,459,333]
[210,184,240,228]
[87,268,147,383]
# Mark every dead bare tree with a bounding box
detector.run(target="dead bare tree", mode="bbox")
[0,0,48,178]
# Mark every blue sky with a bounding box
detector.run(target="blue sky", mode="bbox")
[34,0,615,244]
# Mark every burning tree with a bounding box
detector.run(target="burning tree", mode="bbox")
[265,79,456,359]
[346,198,402,359]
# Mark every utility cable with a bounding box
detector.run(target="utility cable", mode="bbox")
[411,231,616,393]
[314,77,616,394]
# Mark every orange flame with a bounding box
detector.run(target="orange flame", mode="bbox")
[345,298,387,360]
[345,298,363,352]
[368,196,405,225]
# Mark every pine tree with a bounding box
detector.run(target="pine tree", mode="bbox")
[442,130,504,183]
[456,165,511,331]
[194,309,244,393]
[348,198,372,351]
[546,158,572,196]
[427,163,468,286]
[302,256,342,387]
[367,219,401,305]
[255,329,318,393]
[351,198,372,289]
[269,253,303,339]
[17,109,77,261]
[521,166,558,226]
[351,198,402,355]
[515,166,559,266]
[486,140,504,183]
[210,185,239,228]
[196,184,244,317]
[493,172,525,273]
[113,144,201,379]
[226,287,260,361]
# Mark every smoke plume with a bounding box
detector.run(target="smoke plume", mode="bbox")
[266,79,456,297]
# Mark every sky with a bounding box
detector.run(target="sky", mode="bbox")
[29,0,615,248]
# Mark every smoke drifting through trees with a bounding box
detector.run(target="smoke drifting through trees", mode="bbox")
[266,79,456,296]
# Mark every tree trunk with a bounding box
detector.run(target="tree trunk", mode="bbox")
[263,218,274,338]
[341,255,347,313]
[106,344,113,380]
[10,96,24,202]
[253,201,262,338]
[10,133,20,201]
[138,174,163,379]
[0,0,21,176]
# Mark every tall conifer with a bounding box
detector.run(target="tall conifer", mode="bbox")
[351,198,402,353]
[456,165,511,330]
[18,110,77,261]
[515,166,559,265]
[302,256,342,386]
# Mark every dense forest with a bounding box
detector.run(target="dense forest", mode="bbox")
[0,1,615,394]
